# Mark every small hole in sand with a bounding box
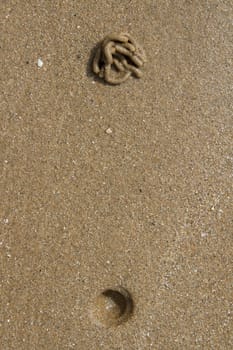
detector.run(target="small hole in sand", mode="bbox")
[90,287,134,327]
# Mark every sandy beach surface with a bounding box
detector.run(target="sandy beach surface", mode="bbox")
[1,1,233,349]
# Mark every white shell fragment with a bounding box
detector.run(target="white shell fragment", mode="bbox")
[37,58,43,68]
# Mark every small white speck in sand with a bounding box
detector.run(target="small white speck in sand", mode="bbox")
[201,232,208,238]
[105,128,113,134]
[37,58,43,68]
[3,218,9,224]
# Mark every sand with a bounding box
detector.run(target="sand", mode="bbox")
[1,1,233,349]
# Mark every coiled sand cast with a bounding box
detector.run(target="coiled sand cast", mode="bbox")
[93,32,146,85]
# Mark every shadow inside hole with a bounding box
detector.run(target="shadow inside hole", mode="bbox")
[102,288,134,317]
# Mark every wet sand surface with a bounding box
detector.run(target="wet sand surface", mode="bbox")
[1,1,233,349]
